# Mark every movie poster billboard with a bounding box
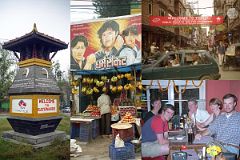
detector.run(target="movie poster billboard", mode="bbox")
[70,15,141,70]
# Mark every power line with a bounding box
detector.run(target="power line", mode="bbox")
[71,4,212,10]
[71,8,96,10]
[71,4,136,7]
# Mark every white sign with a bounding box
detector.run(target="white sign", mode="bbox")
[12,99,32,114]
[227,8,238,19]
[38,99,57,113]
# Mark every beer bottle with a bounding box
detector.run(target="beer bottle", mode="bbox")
[187,127,194,144]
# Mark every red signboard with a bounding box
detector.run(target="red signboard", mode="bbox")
[150,16,224,26]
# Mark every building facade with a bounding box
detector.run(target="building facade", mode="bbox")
[214,0,240,44]
[142,0,193,55]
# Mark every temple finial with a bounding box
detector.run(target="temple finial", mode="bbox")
[33,23,38,32]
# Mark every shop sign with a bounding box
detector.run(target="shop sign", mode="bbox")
[150,16,224,26]
[12,99,32,114]
[227,8,238,20]
[70,15,141,70]
[216,24,226,32]
[38,99,57,113]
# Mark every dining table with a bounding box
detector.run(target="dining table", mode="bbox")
[167,129,213,160]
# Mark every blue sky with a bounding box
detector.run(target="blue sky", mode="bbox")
[0,0,70,72]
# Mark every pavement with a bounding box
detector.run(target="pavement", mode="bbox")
[219,66,240,80]
[71,136,142,160]
[0,113,9,119]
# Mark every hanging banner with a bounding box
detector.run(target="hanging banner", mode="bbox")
[70,15,141,70]
[150,16,224,26]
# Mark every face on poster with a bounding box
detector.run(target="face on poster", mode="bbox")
[70,15,141,70]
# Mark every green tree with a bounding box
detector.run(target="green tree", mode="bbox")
[93,0,132,18]
[52,60,62,81]
[0,44,16,101]
[51,61,71,108]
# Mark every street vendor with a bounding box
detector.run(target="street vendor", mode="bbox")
[195,93,240,157]
[97,90,112,136]
[141,104,175,158]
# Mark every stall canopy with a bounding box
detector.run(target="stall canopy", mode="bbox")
[72,63,141,75]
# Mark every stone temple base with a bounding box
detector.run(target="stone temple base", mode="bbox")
[7,116,62,135]
[2,130,66,148]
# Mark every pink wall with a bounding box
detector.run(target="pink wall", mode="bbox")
[206,80,240,112]
[230,81,240,112]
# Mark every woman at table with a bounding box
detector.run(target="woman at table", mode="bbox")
[197,98,223,131]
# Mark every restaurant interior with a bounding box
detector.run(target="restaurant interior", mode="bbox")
[141,80,240,160]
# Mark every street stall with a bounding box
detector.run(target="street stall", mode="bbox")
[70,14,142,159]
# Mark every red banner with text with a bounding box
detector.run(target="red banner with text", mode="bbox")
[150,16,224,26]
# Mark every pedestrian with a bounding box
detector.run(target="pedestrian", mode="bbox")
[217,41,226,66]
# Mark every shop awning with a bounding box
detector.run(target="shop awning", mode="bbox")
[71,63,141,75]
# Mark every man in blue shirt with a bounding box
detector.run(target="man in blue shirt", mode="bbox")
[196,93,240,157]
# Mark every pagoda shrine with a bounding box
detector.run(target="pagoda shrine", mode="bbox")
[2,24,68,145]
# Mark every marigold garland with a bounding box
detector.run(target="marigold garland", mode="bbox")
[192,80,204,88]
[157,80,171,92]
[172,80,188,94]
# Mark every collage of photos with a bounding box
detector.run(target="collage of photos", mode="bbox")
[0,0,240,160]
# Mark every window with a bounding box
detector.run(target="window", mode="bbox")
[148,3,152,15]
[158,53,181,68]
[143,80,206,116]
[159,8,165,16]
[184,52,211,66]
